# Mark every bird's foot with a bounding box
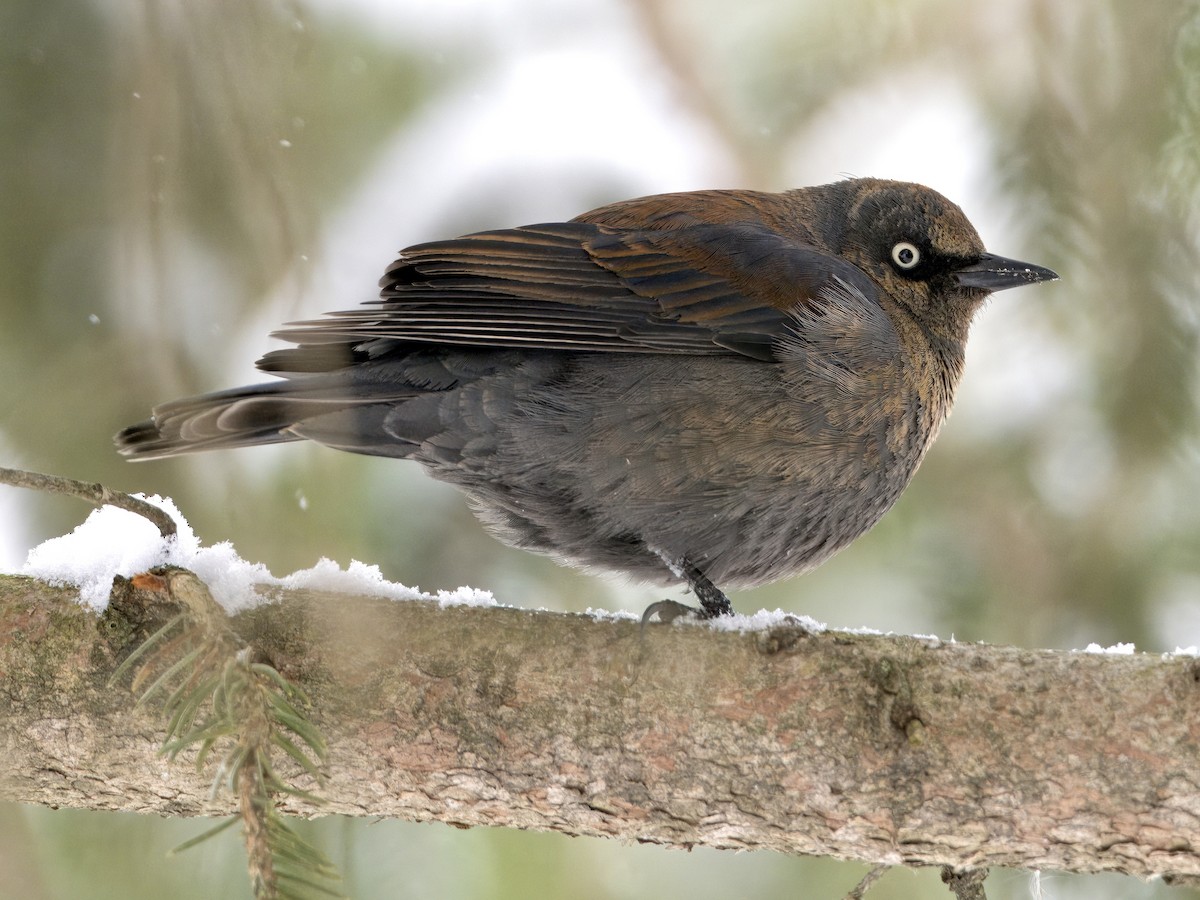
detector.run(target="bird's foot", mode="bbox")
[640,568,734,628]
[640,599,702,626]
[643,552,735,625]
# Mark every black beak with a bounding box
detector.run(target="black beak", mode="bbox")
[955,253,1059,292]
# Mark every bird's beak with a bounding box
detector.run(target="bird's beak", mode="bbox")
[954,253,1059,291]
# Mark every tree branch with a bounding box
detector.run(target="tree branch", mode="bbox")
[0,467,177,538]
[2,572,1199,884]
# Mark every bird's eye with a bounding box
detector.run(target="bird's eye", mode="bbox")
[891,241,921,270]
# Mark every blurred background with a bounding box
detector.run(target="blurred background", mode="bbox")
[2,0,1199,897]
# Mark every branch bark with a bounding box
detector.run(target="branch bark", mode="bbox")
[2,572,1199,884]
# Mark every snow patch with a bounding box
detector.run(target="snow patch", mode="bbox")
[1081,641,1136,655]
[15,495,492,613]
[435,586,498,608]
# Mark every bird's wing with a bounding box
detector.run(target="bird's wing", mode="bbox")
[262,219,881,371]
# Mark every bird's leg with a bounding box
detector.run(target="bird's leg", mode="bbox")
[641,553,734,625]
[681,561,734,618]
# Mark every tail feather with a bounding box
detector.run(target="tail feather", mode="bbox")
[115,378,418,461]
[116,383,310,459]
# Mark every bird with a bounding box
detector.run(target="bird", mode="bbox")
[116,177,1058,620]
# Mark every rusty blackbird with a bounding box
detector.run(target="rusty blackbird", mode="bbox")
[116,178,1057,619]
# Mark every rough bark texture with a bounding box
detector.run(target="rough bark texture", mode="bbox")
[2,571,1199,882]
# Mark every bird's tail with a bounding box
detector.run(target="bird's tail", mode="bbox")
[115,376,419,461]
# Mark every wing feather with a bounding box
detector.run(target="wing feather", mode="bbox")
[262,215,879,373]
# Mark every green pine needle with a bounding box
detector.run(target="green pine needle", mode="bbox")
[119,574,342,900]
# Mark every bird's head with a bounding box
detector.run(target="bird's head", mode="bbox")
[818,178,1058,344]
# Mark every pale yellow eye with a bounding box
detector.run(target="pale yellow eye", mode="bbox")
[891,241,920,270]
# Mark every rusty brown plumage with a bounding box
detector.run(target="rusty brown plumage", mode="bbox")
[116,178,1057,618]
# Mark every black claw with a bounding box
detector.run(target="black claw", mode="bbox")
[640,599,701,627]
